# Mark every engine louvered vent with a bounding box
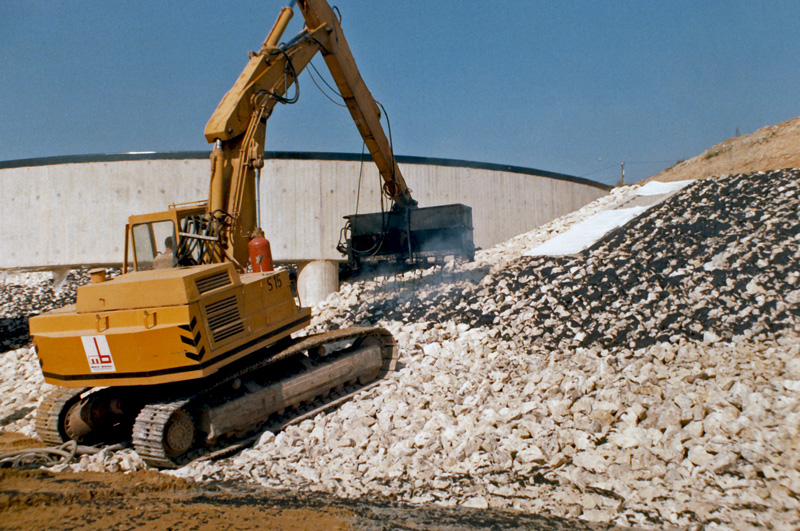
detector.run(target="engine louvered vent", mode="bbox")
[196,271,231,294]
[205,296,244,343]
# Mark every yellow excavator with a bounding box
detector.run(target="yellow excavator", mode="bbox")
[29,0,472,468]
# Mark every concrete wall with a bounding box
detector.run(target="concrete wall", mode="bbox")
[0,153,609,270]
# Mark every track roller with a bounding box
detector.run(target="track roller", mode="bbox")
[132,399,195,469]
[36,388,89,445]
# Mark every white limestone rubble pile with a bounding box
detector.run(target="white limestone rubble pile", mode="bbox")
[1,270,92,351]
[2,170,799,529]
[0,271,90,435]
[176,169,800,529]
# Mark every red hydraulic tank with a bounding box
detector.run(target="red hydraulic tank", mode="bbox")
[248,235,274,272]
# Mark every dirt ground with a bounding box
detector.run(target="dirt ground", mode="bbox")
[0,470,620,531]
[0,468,358,531]
[644,115,800,183]
[0,434,624,531]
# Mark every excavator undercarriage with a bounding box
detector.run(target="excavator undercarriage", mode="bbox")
[37,327,397,468]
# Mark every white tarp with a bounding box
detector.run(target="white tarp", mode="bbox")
[524,180,695,257]
[524,206,647,257]
[635,180,693,196]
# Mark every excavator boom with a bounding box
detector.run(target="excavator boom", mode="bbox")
[202,0,472,271]
[203,20,331,267]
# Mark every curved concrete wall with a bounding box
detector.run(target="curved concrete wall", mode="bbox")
[0,153,609,270]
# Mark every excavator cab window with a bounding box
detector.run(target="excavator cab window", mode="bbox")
[131,221,176,271]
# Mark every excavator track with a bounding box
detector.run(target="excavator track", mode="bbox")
[132,399,194,469]
[132,326,397,468]
[198,376,384,463]
[36,387,89,445]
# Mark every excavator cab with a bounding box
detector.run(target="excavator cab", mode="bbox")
[124,203,208,273]
[127,219,176,271]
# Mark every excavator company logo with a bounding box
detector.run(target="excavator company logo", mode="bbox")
[179,316,206,361]
[81,335,117,373]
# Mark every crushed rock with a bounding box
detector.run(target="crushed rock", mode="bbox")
[2,170,800,529]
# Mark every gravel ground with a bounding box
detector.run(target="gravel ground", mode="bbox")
[2,169,799,529]
[0,270,89,351]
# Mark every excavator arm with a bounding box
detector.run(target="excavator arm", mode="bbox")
[200,1,472,272]
[203,1,416,269]
[296,0,415,208]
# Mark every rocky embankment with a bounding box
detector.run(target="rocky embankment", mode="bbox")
[2,169,799,529]
[0,271,88,351]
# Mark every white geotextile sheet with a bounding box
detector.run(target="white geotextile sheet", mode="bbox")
[635,179,693,196]
[523,206,647,257]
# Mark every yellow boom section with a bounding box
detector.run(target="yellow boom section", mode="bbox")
[202,0,416,269]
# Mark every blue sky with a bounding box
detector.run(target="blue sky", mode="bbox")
[2,1,798,184]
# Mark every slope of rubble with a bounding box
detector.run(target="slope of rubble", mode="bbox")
[0,271,89,351]
[2,169,799,529]
[180,169,800,529]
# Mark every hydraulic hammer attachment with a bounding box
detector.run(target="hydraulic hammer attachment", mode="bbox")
[340,203,475,271]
